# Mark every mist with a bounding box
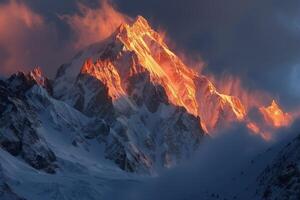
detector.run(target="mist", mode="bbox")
[106,120,300,200]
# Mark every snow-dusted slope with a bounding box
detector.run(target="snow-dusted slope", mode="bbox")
[0,63,206,199]
[0,163,24,200]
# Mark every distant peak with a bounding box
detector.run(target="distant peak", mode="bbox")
[79,58,124,99]
[270,99,279,108]
[80,58,94,74]
[259,99,292,128]
[265,100,282,115]
[30,66,43,77]
[29,66,47,87]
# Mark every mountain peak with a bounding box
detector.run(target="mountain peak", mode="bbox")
[55,14,252,133]
[116,15,157,41]
[54,15,292,137]
[79,58,124,100]
[132,15,151,30]
[30,66,44,82]
[80,58,94,74]
[28,66,51,89]
[259,99,292,128]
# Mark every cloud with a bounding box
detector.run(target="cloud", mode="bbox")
[0,0,129,78]
[106,124,268,199]
[61,0,129,49]
[0,0,74,77]
[207,73,272,111]
[0,0,44,75]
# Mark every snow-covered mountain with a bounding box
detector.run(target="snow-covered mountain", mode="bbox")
[0,16,208,198]
[0,15,297,199]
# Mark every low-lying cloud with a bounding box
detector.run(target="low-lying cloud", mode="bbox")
[107,119,300,200]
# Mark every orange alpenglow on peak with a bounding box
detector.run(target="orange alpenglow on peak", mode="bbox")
[259,100,292,128]
[80,58,125,100]
[245,100,292,141]
[118,16,153,36]
[80,58,94,74]
[131,15,152,32]
[29,66,47,86]
[75,15,292,137]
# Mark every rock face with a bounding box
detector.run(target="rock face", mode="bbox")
[0,72,57,174]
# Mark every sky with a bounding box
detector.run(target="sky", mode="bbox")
[0,0,299,108]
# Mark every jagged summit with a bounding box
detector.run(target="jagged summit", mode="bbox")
[133,15,151,28]
[118,15,152,35]
[53,15,250,133]
[29,66,47,86]
[80,58,125,100]
[5,66,52,95]
[259,100,292,128]
[52,15,293,136]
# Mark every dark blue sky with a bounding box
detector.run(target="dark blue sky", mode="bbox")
[0,0,299,108]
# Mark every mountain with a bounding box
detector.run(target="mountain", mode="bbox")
[1,16,209,174]
[54,16,248,133]
[0,15,296,199]
[0,16,209,199]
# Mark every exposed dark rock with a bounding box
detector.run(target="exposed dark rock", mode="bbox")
[0,78,57,174]
[74,73,115,120]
